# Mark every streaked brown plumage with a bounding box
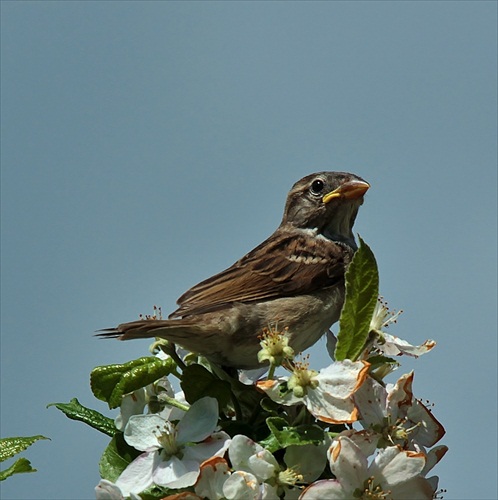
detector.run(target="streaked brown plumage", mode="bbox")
[98,172,369,369]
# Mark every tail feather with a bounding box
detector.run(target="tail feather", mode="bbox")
[95,319,204,342]
[97,318,240,367]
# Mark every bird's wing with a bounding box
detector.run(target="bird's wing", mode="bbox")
[169,230,353,318]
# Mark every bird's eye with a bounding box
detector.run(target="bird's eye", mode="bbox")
[310,179,325,195]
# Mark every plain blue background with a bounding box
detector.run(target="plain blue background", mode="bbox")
[1,2,496,499]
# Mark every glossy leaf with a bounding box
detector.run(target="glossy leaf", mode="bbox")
[90,356,176,409]
[259,417,325,453]
[0,435,49,463]
[180,364,232,408]
[335,237,379,361]
[47,398,117,437]
[99,433,140,482]
[0,458,36,481]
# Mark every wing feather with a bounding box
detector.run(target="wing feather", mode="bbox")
[169,229,353,318]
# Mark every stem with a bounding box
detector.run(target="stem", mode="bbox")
[167,343,187,371]
[161,395,190,412]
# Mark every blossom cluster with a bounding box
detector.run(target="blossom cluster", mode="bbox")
[93,296,446,500]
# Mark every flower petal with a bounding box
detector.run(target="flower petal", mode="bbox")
[377,333,436,357]
[194,457,231,500]
[406,399,446,447]
[370,446,426,487]
[223,471,260,500]
[123,414,164,451]
[95,479,125,500]
[229,435,264,472]
[317,360,370,399]
[305,387,359,424]
[153,454,199,489]
[115,389,147,431]
[386,372,414,420]
[328,437,368,492]
[353,376,388,426]
[247,448,279,481]
[335,429,378,458]
[422,445,448,475]
[390,475,436,499]
[182,431,231,464]
[299,479,349,499]
[176,397,219,444]
[115,451,155,496]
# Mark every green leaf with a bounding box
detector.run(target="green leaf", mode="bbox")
[366,354,399,367]
[99,433,141,482]
[0,458,36,481]
[90,356,176,409]
[47,398,117,437]
[335,237,379,361]
[259,417,325,453]
[180,364,232,408]
[0,435,49,463]
[136,487,177,500]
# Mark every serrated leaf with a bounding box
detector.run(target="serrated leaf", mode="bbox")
[259,417,325,453]
[99,433,141,482]
[180,364,232,408]
[0,435,49,463]
[91,356,176,409]
[0,457,36,481]
[335,237,379,361]
[47,398,117,437]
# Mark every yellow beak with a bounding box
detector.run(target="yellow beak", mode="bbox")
[322,180,370,204]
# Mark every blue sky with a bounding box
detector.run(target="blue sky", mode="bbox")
[1,2,496,499]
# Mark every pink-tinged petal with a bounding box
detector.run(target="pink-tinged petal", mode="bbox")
[115,389,147,431]
[115,451,155,496]
[194,457,230,500]
[182,432,231,464]
[422,445,448,475]
[222,471,260,500]
[256,378,302,406]
[154,454,199,489]
[95,479,125,500]
[260,483,279,499]
[390,475,436,499]
[304,388,359,424]
[426,475,441,493]
[247,449,279,481]
[176,397,219,444]
[370,446,426,487]
[228,435,263,472]
[407,399,446,447]
[336,429,378,458]
[353,376,388,425]
[317,360,370,399]
[256,361,372,431]
[299,479,348,499]
[380,333,436,357]
[239,367,268,385]
[386,372,414,420]
[328,437,368,492]
[124,414,165,451]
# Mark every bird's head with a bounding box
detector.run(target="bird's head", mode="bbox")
[281,171,370,247]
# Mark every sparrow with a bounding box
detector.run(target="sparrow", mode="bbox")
[98,172,370,369]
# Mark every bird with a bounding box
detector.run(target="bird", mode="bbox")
[98,172,370,369]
